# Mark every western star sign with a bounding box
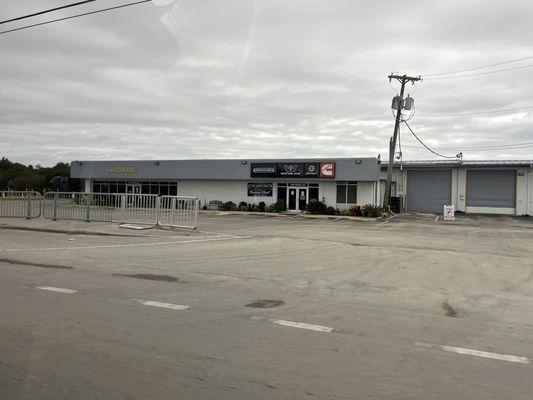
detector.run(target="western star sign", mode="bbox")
[250,162,335,179]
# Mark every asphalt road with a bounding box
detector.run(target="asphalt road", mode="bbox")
[1,213,533,399]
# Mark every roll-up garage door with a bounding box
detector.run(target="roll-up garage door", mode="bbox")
[407,169,451,212]
[466,170,516,209]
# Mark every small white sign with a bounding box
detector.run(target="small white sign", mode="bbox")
[443,205,455,221]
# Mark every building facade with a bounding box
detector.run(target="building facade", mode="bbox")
[383,160,533,216]
[71,158,381,212]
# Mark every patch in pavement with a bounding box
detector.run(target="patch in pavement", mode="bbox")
[113,273,180,282]
[442,301,458,317]
[0,258,74,269]
[245,300,285,308]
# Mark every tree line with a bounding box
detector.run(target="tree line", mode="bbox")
[0,157,80,192]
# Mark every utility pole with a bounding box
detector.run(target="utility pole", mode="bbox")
[383,74,421,209]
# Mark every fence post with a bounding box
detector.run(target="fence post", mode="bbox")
[85,193,91,222]
[53,193,58,221]
[26,193,32,219]
[155,196,161,226]
[194,198,199,229]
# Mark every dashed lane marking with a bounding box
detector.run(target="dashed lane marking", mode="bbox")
[415,341,529,364]
[132,299,189,311]
[0,235,252,253]
[37,286,78,294]
[251,316,335,333]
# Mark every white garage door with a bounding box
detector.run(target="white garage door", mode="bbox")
[466,170,516,213]
[407,170,451,213]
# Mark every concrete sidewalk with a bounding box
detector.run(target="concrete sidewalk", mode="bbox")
[199,210,378,222]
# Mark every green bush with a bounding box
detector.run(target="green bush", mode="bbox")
[238,201,248,211]
[257,201,266,212]
[348,204,362,216]
[339,208,350,216]
[305,199,328,214]
[362,204,386,217]
[220,201,237,211]
[326,206,340,215]
[267,201,286,213]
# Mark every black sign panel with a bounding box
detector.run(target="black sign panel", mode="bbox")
[250,163,277,178]
[304,163,319,177]
[247,183,273,197]
[250,162,332,178]
[278,163,303,177]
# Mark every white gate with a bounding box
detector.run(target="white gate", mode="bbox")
[41,192,198,228]
[158,196,199,229]
[0,191,42,218]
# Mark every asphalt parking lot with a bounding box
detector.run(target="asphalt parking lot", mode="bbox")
[1,213,533,399]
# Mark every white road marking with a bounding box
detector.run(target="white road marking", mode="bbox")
[132,299,189,311]
[415,342,529,364]
[251,316,334,333]
[1,235,252,253]
[37,286,78,294]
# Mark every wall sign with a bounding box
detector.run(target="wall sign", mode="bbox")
[250,162,335,179]
[106,167,137,174]
[319,162,335,179]
[279,163,303,177]
[247,183,273,197]
[250,163,277,178]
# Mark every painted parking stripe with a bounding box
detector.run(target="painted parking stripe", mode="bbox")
[37,286,77,294]
[1,235,252,253]
[132,299,189,311]
[251,316,334,333]
[415,342,529,364]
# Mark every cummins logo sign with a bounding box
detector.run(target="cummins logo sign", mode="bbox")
[320,162,335,179]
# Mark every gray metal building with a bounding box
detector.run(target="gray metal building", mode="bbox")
[384,160,533,216]
[71,158,381,212]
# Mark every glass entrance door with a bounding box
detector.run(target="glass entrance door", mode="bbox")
[287,187,308,211]
[298,188,307,210]
[288,188,297,210]
[126,183,141,194]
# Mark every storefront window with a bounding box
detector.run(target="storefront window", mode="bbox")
[309,187,319,202]
[336,181,357,204]
[277,186,287,208]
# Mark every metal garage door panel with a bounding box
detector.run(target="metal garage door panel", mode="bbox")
[466,170,516,208]
[407,170,451,213]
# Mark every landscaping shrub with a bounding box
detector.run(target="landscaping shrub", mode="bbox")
[362,204,386,217]
[267,201,286,213]
[326,206,340,215]
[220,201,237,211]
[238,201,248,211]
[305,199,328,214]
[257,201,266,212]
[348,204,362,216]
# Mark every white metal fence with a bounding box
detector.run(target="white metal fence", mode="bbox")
[158,195,199,229]
[1,191,199,229]
[0,191,42,218]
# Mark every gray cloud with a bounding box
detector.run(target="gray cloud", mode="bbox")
[1,0,533,166]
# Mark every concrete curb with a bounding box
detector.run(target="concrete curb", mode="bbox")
[199,210,377,222]
[0,225,151,238]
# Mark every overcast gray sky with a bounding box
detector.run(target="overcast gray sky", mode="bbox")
[1,0,533,166]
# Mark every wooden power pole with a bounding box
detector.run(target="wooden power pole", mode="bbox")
[383,74,421,209]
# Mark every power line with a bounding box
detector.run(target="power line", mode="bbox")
[0,0,96,25]
[403,142,533,151]
[423,63,533,80]
[0,0,151,35]
[418,105,533,118]
[422,55,533,77]
[402,120,459,159]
